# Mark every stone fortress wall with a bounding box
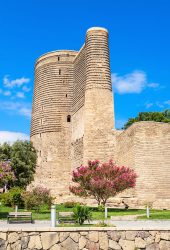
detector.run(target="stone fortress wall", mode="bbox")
[1,228,170,250]
[31,27,170,208]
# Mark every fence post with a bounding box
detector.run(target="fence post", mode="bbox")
[15,205,18,217]
[105,206,108,219]
[146,206,150,218]
[15,205,18,213]
[51,205,56,227]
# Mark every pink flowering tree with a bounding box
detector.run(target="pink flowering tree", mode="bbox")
[70,160,137,205]
[0,161,15,191]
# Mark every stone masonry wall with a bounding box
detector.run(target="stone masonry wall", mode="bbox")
[1,229,170,250]
[71,45,86,169]
[115,122,170,207]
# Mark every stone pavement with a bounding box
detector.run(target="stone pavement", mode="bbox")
[0,220,170,231]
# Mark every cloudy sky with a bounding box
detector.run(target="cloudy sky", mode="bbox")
[0,0,170,143]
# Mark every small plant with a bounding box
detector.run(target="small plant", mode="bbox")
[22,186,53,212]
[0,187,24,207]
[63,201,78,208]
[73,204,92,225]
[98,205,105,212]
[96,220,108,227]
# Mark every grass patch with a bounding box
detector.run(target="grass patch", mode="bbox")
[138,210,170,220]
[0,204,170,221]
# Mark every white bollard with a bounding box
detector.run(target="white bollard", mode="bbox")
[15,205,18,218]
[146,206,150,219]
[15,205,18,213]
[105,206,108,219]
[51,205,56,227]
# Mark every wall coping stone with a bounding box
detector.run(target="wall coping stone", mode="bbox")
[1,227,170,232]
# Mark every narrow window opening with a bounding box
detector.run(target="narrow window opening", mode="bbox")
[59,69,61,75]
[40,133,41,138]
[67,115,71,122]
[40,150,41,157]
[66,94,67,98]
[41,119,43,125]
[58,56,60,61]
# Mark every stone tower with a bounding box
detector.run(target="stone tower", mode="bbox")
[31,50,78,196]
[83,28,114,163]
[31,27,115,198]
[31,27,170,208]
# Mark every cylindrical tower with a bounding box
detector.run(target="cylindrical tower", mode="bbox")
[31,50,78,197]
[83,27,115,163]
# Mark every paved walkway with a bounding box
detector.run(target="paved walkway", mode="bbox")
[0,220,170,230]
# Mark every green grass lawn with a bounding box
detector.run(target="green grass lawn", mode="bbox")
[138,210,170,220]
[0,204,170,221]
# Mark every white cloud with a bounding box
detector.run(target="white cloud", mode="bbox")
[16,92,25,98]
[3,75,30,88]
[22,86,31,92]
[3,90,11,96]
[145,102,153,109]
[164,100,170,106]
[0,131,29,144]
[147,83,159,88]
[0,101,31,118]
[112,70,159,94]
[156,101,164,108]
[19,107,31,117]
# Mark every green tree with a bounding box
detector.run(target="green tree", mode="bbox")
[0,143,12,161]
[123,109,170,129]
[0,141,37,189]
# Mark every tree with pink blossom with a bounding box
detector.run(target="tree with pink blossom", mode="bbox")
[70,160,137,205]
[0,161,15,191]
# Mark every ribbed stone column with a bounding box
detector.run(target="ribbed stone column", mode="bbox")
[86,27,112,91]
[83,27,115,164]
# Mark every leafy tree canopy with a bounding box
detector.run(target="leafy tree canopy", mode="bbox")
[0,141,37,189]
[70,160,137,205]
[123,109,170,129]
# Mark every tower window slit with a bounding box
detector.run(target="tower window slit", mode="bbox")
[67,115,71,122]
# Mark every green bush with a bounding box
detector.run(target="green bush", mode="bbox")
[0,187,24,207]
[63,201,79,208]
[22,186,53,212]
[73,204,92,225]
[98,205,105,212]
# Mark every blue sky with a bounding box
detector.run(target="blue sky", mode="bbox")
[0,0,170,143]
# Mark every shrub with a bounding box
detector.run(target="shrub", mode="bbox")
[22,186,53,212]
[0,187,24,207]
[73,204,92,225]
[98,205,105,212]
[0,161,15,189]
[63,201,79,208]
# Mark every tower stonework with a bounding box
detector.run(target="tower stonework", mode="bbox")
[83,28,115,163]
[31,51,78,195]
[31,27,170,208]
